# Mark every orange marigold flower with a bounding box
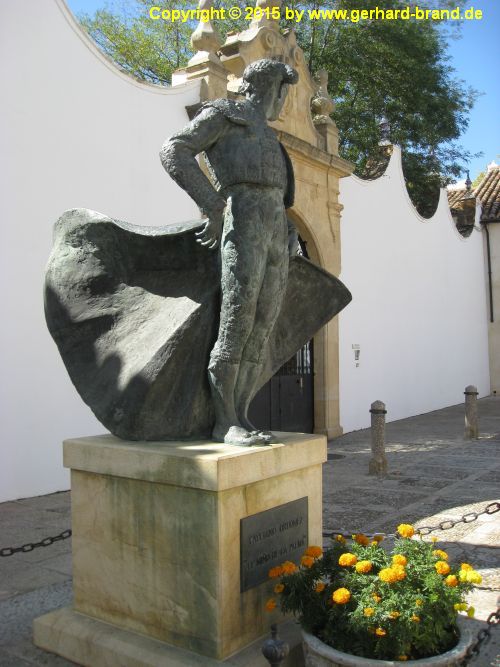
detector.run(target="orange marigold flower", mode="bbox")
[265,598,277,612]
[411,615,421,623]
[392,554,407,567]
[389,611,400,619]
[332,587,351,604]
[375,627,386,637]
[364,607,375,617]
[335,534,346,544]
[433,549,449,561]
[445,575,458,587]
[397,524,415,539]
[460,563,473,571]
[355,560,373,574]
[354,533,370,546]
[274,583,284,594]
[372,593,382,603]
[305,546,323,559]
[268,566,283,579]
[281,561,298,575]
[339,553,358,567]
[373,534,384,543]
[301,555,314,568]
[315,582,326,593]
[435,560,451,576]
[379,568,398,583]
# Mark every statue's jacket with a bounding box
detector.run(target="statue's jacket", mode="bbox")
[160,99,295,215]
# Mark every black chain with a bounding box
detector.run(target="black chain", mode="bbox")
[417,501,500,536]
[323,501,500,539]
[0,529,72,557]
[459,606,500,665]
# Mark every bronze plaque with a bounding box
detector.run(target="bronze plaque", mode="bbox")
[240,497,308,592]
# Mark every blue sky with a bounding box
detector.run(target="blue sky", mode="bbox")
[67,0,499,180]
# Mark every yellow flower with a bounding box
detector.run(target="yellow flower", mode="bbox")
[379,568,398,583]
[430,536,438,543]
[460,563,473,571]
[392,564,407,581]
[411,615,421,623]
[355,560,373,574]
[435,560,451,576]
[370,541,379,547]
[339,553,358,567]
[375,627,386,637]
[467,606,475,618]
[332,587,351,604]
[281,561,298,575]
[445,575,458,587]
[305,545,323,559]
[415,598,423,607]
[268,565,283,579]
[315,582,326,593]
[364,607,375,617]
[389,611,400,619]
[459,569,482,584]
[433,549,449,561]
[454,603,468,611]
[354,533,370,546]
[372,593,382,603]
[392,554,407,567]
[265,598,277,612]
[301,555,314,568]
[335,534,346,544]
[397,524,415,539]
[274,583,284,594]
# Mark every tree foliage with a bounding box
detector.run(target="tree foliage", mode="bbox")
[77,0,478,217]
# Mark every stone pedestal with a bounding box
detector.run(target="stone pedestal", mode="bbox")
[34,433,326,665]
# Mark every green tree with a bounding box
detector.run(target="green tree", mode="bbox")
[77,0,478,217]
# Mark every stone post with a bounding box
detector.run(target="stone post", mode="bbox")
[369,400,387,475]
[464,385,479,439]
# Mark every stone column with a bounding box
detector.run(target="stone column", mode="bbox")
[369,400,387,475]
[464,385,479,439]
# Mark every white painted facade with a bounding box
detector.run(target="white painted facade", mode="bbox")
[338,147,490,432]
[0,0,201,502]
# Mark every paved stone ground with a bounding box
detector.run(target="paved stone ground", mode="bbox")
[0,396,499,665]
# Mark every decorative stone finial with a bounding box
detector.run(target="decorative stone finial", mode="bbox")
[190,0,222,56]
[378,115,391,146]
[250,0,282,29]
[311,69,335,124]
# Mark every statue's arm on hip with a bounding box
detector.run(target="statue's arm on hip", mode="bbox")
[160,107,228,249]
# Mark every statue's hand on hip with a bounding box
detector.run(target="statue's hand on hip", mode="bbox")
[195,209,224,250]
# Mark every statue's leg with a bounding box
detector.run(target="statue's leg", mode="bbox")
[235,196,289,435]
[209,191,272,446]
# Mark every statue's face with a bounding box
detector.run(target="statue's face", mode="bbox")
[263,81,290,121]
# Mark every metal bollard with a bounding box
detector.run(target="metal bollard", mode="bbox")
[464,385,479,439]
[262,624,289,666]
[369,400,387,475]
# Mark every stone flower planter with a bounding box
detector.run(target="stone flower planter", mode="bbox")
[302,618,473,666]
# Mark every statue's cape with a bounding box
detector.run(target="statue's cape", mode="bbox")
[45,208,351,440]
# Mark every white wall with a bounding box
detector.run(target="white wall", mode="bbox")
[338,147,490,432]
[0,0,201,502]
